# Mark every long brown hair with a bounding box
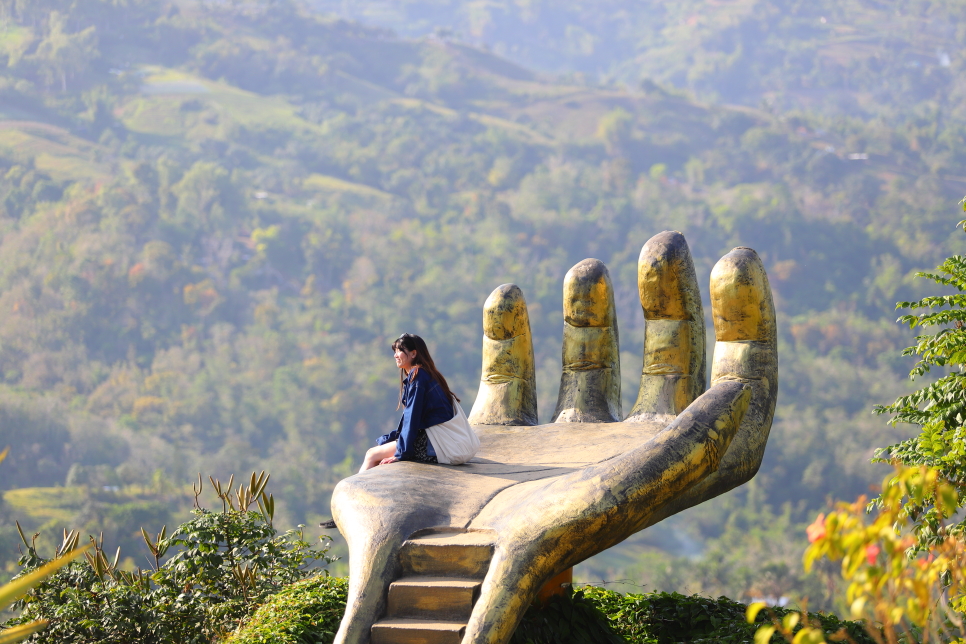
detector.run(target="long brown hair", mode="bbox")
[392,333,459,408]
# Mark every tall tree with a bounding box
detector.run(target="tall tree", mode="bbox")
[875,217,966,546]
[31,11,98,92]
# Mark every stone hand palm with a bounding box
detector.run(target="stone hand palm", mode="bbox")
[331,232,778,644]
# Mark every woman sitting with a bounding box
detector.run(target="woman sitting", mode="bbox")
[359,333,459,472]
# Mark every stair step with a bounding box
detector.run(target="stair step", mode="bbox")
[399,531,494,578]
[388,576,482,619]
[371,618,466,644]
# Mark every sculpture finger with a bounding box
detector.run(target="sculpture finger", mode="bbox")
[625,231,706,423]
[468,284,538,426]
[464,380,752,644]
[708,246,777,472]
[552,259,621,423]
[647,247,778,524]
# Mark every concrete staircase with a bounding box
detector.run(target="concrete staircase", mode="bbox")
[371,530,495,644]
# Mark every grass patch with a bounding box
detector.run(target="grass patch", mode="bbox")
[125,66,321,140]
[3,487,86,523]
[302,174,393,201]
[0,124,110,181]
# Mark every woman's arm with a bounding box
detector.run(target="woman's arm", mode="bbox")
[375,416,403,446]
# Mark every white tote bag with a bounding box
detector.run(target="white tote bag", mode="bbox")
[424,398,480,465]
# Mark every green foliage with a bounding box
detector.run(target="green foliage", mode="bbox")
[873,220,966,546]
[0,448,95,644]
[0,395,70,490]
[580,587,876,644]
[793,467,966,644]
[510,588,625,644]
[224,575,348,644]
[0,546,91,644]
[223,581,879,644]
[29,11,98,93]
[1,473,333,644]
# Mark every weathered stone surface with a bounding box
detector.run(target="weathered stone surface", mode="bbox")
[387,576,482,620]
[371,618,466,644]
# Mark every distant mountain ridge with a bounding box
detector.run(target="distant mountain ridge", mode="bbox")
[312,0,966,120]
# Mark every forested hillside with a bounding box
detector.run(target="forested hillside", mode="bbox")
[0,0,961,606]
[321,0,966,120]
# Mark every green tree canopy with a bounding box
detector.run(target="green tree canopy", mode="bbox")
[30,11,98,92]
[875,216,966,546]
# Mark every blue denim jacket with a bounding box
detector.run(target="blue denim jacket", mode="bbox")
[377,368,455,461]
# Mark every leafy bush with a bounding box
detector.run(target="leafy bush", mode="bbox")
[1,447,95,644]
[581,587,875,644]
[219,578,873,644]
[224,575,348,644]
[231,580,881,644]
[1,472,333,644]
[510,587,625,644]
[0,546,92,644]
[873,219,966,547]
[759,466,966,644]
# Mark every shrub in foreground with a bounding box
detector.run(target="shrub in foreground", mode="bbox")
[1,448,93,644]
[583,587,874,644]
[753,466,966,644]
[510,587,625,644]
[224,575,348,644]
[226,579,874,644]
[1,473,332,643]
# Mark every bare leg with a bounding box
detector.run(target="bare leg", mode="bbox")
[359,442,397,473]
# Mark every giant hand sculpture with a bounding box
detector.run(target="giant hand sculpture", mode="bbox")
[330,232,778,644]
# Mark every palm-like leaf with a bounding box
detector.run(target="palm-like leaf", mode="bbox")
[0,621,48,644]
